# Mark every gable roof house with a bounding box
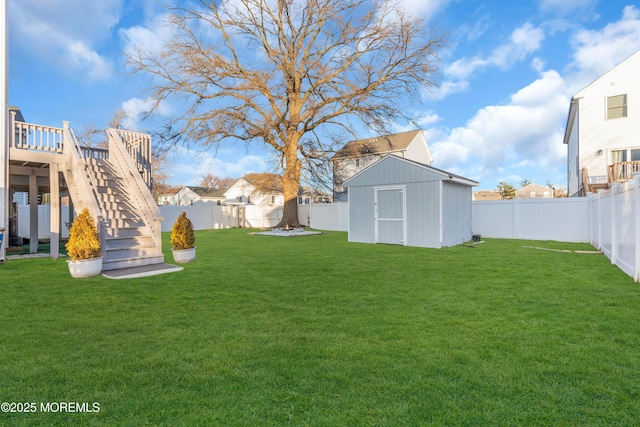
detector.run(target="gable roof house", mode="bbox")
[224,173,285,206]
[331,129,433,201]
[564,49,640,196]
[516,183,554,199]
[173,186,227,206]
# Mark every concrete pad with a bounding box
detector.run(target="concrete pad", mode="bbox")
[102,263,183,279]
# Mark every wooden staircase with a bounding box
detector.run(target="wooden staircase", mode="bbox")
[86,157,163,270]
[62,128,164,271]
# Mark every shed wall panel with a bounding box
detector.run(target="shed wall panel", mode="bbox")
[442,182,473,246]
[406,181,441,248]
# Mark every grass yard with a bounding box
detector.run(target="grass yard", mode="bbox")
[1,229,640,426]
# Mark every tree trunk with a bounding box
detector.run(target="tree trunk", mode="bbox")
[277,143,302,228]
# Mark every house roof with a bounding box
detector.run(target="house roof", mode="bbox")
[332,129,422,160]
[343,155,479,187]
[516,183,551,194]
[241,173,283,193]
[186,186,227,198]
[9,106,25,122]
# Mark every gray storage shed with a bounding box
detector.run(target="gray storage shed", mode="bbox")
[344,155,479,248]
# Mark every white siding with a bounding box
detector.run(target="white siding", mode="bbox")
[572,51,640,193]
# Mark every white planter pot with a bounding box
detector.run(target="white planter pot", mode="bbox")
[67,257,103,278]
[172,247,196,263]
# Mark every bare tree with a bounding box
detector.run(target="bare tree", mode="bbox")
[127,0,445,227]
[200,173,237,189]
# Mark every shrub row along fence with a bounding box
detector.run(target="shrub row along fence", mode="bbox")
[15,180,640,281]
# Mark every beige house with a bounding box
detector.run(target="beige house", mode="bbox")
[332,130,433,201]
[516,183,554,199]
[172,186,227,206]
[472,190,502,201]
[224,173,284,206]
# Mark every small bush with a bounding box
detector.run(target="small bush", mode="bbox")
[171,212,195,250]
[66,208,101,260]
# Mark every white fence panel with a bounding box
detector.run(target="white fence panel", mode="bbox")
[159,205,215,232]
[599,190,614,258]
[17,205,70,239]
[472,198,590,242]
[308,203,349,231]
[244,205,283,228]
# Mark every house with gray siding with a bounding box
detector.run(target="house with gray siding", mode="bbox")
[344,155,478,248]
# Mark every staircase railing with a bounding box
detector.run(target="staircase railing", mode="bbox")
[107,128,163,255]
[112,129,153,189]
[63,122,107,253]
[610,161,640,183]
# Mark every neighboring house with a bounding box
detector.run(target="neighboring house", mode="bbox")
[344,155,478,248]
[472,190,501,201]
[564,49,640,197]
[174,186,227,206]
[298,187,332,204]
[224,173,284,206]
[332,129,433,201]
[515,183,554,199]
[157,187,180,205]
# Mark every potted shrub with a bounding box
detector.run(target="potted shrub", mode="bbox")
[171,211,196,263]
[65,208,102,278]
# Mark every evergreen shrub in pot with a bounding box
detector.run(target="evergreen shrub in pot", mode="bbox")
[171,211,196,263]
[66,208,102,278]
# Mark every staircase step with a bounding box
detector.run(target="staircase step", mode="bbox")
[106,226,150,239]
[102,254,165,271]
[106,246,159,260]
[106,236,155,251]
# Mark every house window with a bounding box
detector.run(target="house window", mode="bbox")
[271,195,275,204]
[607,94,627,120]
[355,159,360,167]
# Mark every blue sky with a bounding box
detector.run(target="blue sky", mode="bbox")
[8,0,640,191]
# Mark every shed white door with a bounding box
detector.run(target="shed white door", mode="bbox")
[374,186,406,245]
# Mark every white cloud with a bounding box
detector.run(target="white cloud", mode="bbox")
[446,23,544,80]
[169,150,270,185]
[430,69,568,184]
[121,97,172,130]
[9,0,122,81]
[437,22,545,101]
[398,0,452,21]
[565,5,640,93]
[120,13,176,56]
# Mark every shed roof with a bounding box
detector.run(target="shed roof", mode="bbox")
[332,129,422,160]
[343,155,479,187]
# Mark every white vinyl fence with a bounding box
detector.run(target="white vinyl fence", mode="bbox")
[16,181,640,281]
[473,176,640,281]
[472,198,591,242]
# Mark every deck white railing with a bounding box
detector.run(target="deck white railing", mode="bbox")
[107,128,163,255]
[10,112,64,153]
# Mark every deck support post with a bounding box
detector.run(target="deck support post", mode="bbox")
[50,163,60,259]
[28,173,38,254]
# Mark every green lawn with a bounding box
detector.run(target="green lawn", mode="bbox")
[1,229,639,426]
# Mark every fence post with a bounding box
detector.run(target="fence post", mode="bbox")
[610,183,620,266]
[634,176,640,281]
